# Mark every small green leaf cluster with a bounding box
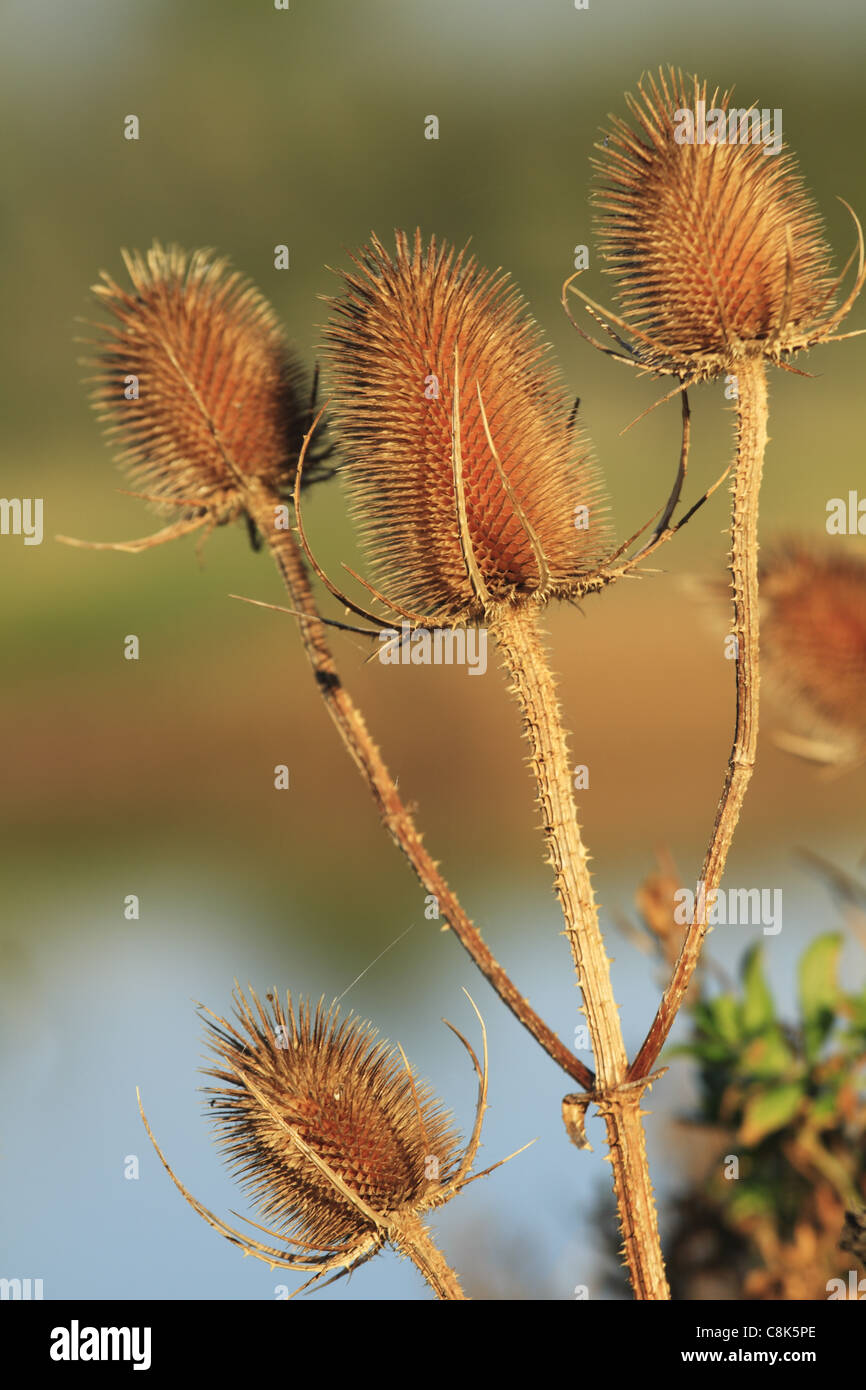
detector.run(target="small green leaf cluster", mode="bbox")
[673,935,866,1230]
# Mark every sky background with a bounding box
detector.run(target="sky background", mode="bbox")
[1,0,865,1301]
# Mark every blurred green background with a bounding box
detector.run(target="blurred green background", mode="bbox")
[1,0,864,1300]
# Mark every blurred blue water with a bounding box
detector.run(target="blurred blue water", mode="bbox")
[2,832,862,1302]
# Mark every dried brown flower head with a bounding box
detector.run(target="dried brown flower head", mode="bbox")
[578,67,864,383]
[760,541,866,766]
[320,229,610,624]
[76,242,328,552]
[139,987,509,1297]
[202,988,463,1248]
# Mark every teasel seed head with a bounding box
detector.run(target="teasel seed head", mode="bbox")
[760,541,866,767]
[202,988,463,1247]
[580,67,864,383]
[71,242,329,553]
[321,229,610,624]
[138,987,508,1296]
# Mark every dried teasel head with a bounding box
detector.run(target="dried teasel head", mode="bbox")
[67,242,330,554]
[570,67,865,384]
[318,229,611,626]
[203,989,464,1247]
[760,541,866,768]
[138,987,517,1296]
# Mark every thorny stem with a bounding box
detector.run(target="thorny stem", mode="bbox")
[493,603,669,1300]
[629,358,767,1081]
[392,1211,467,1300]
[240,479,594,1092]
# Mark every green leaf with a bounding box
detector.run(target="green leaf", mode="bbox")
[739,1082,804,1145]
[799,934,843,1061]
[729,1185,775,1222]
[812,1088,843,1123]
[741,945,775,1033]
[682,995,742,1055]
[690,1000,718,1037]
[738,1027,796,1080]
[851,989,866,1030]
[710,993,743,1046]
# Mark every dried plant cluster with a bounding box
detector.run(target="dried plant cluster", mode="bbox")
[68,64,865,1302]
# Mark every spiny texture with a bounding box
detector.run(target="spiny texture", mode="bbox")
[323,229,609,622]
[760,542,866,753]
[202,989,463,1248]
[593,68,837,378]
[86,242,316,522]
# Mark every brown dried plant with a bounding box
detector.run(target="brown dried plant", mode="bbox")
[585,70,853,382]
[323,231,610,622]
[308,231,713,632]
[59,241,589,1095]
[305,228,720,1299]
[138,988,516,1299]
[60,70,866,1305]
[61,243,332,553]
[67,233,716,1302]
[563,68,865,1086]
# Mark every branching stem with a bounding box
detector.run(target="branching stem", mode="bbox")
[241,479,594,1091]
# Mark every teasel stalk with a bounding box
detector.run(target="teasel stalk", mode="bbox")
[138,987,517,1298]
[311,229,715,1298]
[565,68,866,1083]
[60,242,592,1090]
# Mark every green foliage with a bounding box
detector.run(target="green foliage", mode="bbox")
[742,944,777,1033]
[671,934,866,1249]
[739,1083,804,1146]
[799,934,843,1062]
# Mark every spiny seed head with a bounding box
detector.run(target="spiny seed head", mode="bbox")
[201,988,464,1248]
[85,242,320,525]
[760,542,866,756]
[593,68,838,379]
[322,229,610,623]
